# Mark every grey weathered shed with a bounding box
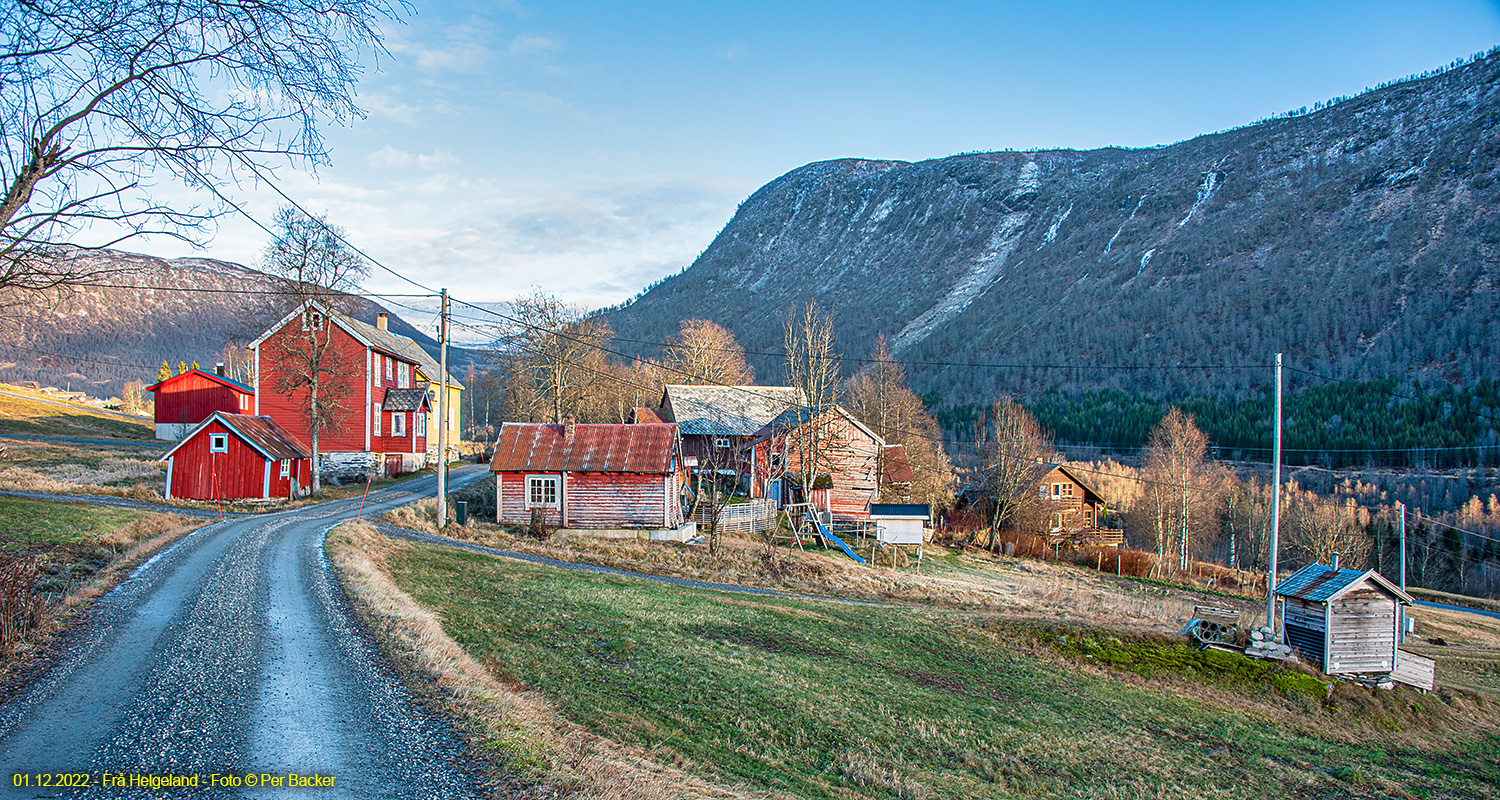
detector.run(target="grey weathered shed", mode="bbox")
[1274,562,1413,677]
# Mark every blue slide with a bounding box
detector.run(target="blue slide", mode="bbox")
[811,517,867,564]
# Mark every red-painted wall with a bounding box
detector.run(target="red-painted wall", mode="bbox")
[496,471,676,528]
[166,420,309,499]
[154,371,252,425]
[372,408,427,455]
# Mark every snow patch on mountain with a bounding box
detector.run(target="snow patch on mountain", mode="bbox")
[1038,203,1072,250]
[1178,169,1220,227]
[1105,195,1147,255]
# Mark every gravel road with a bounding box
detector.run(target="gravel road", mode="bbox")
[0,466,491,799]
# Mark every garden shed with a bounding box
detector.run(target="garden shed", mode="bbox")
[869,503,930,545]
[1274,558,1433,689]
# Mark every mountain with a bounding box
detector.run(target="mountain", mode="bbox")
[0,249,480,397]
[605,50,1500,406]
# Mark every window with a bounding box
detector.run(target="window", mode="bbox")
[280,459,290,477]
[373,402,382,436]
[209,434,228,452]
[301,310,324,331]
[398,363,410,389]
[526,475,559,508]
[385,356,393,380]
[714,437,730,449]
[239,394,249,411]
[1039,485,1049,498]
[1063,484,1074,498]
[392,412,405,436]
[1051,483,1062,499]
[415,413,426,436]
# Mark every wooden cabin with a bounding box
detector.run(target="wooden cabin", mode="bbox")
[1035,464,1107,533]
[159,412,310,500]
[146,367,254,441]
[490,420,690,537]
[1274,559,1434,690]
[639,385,803,493]
[747,404,886,520]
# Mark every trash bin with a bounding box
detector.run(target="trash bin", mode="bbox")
[455,500,468,527]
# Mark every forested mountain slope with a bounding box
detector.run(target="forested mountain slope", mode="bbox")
[0,249,474,396]
[606,51,1500,405]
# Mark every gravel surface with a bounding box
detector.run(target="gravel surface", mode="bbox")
[0,466,491,798]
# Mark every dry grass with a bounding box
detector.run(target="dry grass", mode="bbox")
[326,520,765,800]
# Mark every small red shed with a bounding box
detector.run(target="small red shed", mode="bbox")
[159,412,311,500]
[490,420,687,534]
[146,368,255,441]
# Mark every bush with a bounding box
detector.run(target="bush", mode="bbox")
[450,478,496,523]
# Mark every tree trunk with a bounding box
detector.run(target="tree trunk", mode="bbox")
[310,372,322,497]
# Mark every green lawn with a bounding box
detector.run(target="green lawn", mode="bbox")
[387,542,1500,799]
[0,497,142,549]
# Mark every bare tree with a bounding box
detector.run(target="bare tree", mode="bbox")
[119,378,150,416]
[972,396,1052,549]
[1136,408,1221,572]
[782,303,841,502]
[1285,483,1373,569]
[500,290,613,424]
[257,207,368,496]
[848,335,955,509]
[662,319,754,385]
[0,0,398,299]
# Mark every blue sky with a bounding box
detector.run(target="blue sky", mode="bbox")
[134,0,1500,312]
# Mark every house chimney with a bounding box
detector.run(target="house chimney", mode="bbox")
[1331,552,1340,572]
[214,362,226,377]
[564,416,576,438]
[376,312,389,331]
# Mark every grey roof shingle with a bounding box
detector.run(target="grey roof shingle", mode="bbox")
[662,385,804,436]
[329,308,465,390]
[382,388,430,412]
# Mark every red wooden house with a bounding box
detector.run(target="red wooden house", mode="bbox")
[251,303,450,479]
[489,419,690,537]
[747,404,887,520]
[158,412,310,500]
[146,367,254,441]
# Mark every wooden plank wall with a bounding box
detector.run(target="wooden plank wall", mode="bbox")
[497,471,670,528]
[1282,598,1328,667]
[1327,589,1397,674]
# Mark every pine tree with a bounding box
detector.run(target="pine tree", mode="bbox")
[178,361,188,375]
[157,361,172,383]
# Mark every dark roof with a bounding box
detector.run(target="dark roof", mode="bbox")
[146,368,254,395]
[880,444,915,484]
[662,385,803,436]
[634,407,667,424]
[329,308,465,390]
[382,388,431,412]
[160,412,309,462]
[490,423,678,474]
[870,503,931,519]
[1274,563,1413,604]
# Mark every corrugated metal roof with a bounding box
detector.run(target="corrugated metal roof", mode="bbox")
[870,503,930,519]
[1274,563,1413,604]
[382,388,430,412]
[220,414,310,460]
[490,422,678,474]
[880,444,915,483]
[634,407,666,424]
[663,385,803,436]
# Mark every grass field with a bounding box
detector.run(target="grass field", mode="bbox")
[377,538,1500,800]
[0,384,154,442]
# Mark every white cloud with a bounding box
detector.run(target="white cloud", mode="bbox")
[367,145,460,169]
[386,26,492,75]
[361,92,420,124]
[509,33,560,56]
[500,89,592,122]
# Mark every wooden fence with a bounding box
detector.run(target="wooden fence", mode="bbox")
[694,498,779,534]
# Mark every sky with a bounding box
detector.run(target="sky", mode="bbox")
[125,0,1500,320]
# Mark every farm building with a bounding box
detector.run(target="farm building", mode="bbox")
[870,503,930,545]
[747,404,887,519]
[146,366,254,441]
[1035,464,1107,533]
[638,385,803,492]
[490,419,692,538]
[1274,559,1435,690]
[250,303,462,478]
[158,412,310,500]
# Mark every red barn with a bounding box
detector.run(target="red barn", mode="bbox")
[158,412,311,500]
[489,420,689,536]
[146,367,255,441]
[748,404,886,520]
[250,302,452,479]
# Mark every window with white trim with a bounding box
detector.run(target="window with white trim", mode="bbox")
[373,402,382,436]
[1051,483,1062,499]
[415,413,426,436]
[239,394,250,411]
[526,475,559,508]
[280,459,291,477]
[385,356,393,380]
[301,311,324,331]
[398,362,410,389]
[714,437,730,449]
[392,412,405,436]
[209,434,228,452]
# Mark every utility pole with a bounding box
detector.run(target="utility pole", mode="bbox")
[1267,352,1283,633]
[436,288,449,529]
[1398,502,1407,644]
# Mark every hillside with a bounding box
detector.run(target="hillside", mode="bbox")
[606,51,1500,406]
[0,249,479,397]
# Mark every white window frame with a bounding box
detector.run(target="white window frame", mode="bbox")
[714,437,730,449]
[392,412,406,437]
[398,362,410,389]
[1051,483,1062,499]
[373,402,382,436]
[385,355,393,380]
[209,434,228,453]
[415,412,426,436]
[525,474,559,509]
[280,459,291,477]
[301,310,324,331]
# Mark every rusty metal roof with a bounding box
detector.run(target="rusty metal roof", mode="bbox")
[634,407,667,424]
[880,445,915,484]
[1274,563,1413,604]
[490,422,679,474]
